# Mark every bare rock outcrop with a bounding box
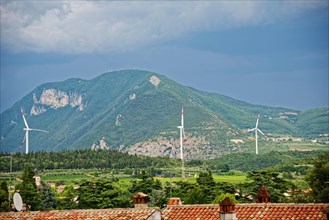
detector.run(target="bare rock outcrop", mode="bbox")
[123,135,217,160]
[30,89,86,115]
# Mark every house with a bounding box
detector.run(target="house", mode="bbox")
[0,192,161,220]
[1,190,328,220]
[162,189,329,220]
[0,208,161,219]
[162,201,328,220]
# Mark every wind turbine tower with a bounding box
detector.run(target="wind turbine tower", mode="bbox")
[177,107,186,178]
[247,113,265,155]
[21,108,48,154]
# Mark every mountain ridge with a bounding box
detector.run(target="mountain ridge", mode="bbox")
[1,70,328,159]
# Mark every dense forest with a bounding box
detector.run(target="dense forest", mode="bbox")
[0,149,324,173]
[0,149,177,172]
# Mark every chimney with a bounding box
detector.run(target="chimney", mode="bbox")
[133,192,149,209]
[322,206,329,220]
[256,185,270,203]
[219,197,237,220]
[167,197,183,206]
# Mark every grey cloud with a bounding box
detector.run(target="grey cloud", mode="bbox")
[1,0,327,54]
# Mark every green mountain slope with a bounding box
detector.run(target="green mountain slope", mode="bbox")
[1,70,328,159]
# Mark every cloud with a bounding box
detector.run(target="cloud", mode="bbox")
[1,0,327,54]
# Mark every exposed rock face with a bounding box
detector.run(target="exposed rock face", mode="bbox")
[149,75,161,88]
[129,93,136,100]
[123,135,216,160]
[115,114,123,126]
[31,105,46,116]
[30,89,86,115]
[91,137,110,151]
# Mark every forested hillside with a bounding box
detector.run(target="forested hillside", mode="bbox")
[202,150,323,172]
[1,70,328,158]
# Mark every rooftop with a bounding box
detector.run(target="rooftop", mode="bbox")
[161,203,329,220]
[0,208,160,220]
[0,203,328,220]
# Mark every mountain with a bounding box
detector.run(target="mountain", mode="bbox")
[1,70,328,159]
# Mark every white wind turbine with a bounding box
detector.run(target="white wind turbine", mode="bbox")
[21,108,48,154]
[177,107,187,178]
[247,113,265,155]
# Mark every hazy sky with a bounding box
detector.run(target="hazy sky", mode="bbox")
[1,1,328,113]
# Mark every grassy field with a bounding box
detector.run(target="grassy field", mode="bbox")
[154,173,247,184]
[243,139,329,153]
[35,169,248,186]
[42,174,90,182]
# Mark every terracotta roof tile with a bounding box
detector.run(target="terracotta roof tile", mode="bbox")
[235,203,328,220]
[161,203,329,220]
[161,204,220,220]
[0,208,159,220]
[1,203,328,219]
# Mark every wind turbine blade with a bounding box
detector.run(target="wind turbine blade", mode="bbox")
[29,128,49,133]
[182,128,187,141]
[20,108,29,129]
[247,128,256,132]
[181,107,187,141]
[181,107,184,127]
[20,135,26,148]
[257,128,265,136]
[255,113,260,128]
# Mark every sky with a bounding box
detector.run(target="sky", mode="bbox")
[1,0,328,113]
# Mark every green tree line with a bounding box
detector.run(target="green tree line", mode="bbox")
[0,149,177,172]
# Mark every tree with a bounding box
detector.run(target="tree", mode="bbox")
[305,152,329,203]
[185,186,208,204]
[0,181,9,212]
[195,170,216,203]
[39,182,57,210]
[244,171,295,203]
[56,185,78,210]
[171,181,195,203]
[78,179,130,209]
[212,192,238,204]
[130,170,163,207]
[17,166,41,210]
[131,170,162,194]
[196,170,215,189]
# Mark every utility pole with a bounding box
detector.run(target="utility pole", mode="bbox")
[9,155,12,211]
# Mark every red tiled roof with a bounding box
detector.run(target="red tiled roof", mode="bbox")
[0,208,159,220]
[162,205,220,220]
[236,203,328,220]
[161,203,329,220]
[1,203,328,220]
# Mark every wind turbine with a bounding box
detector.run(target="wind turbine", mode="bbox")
[177,107,187,178]
[247,113,265,155]
[21,108,48,154]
